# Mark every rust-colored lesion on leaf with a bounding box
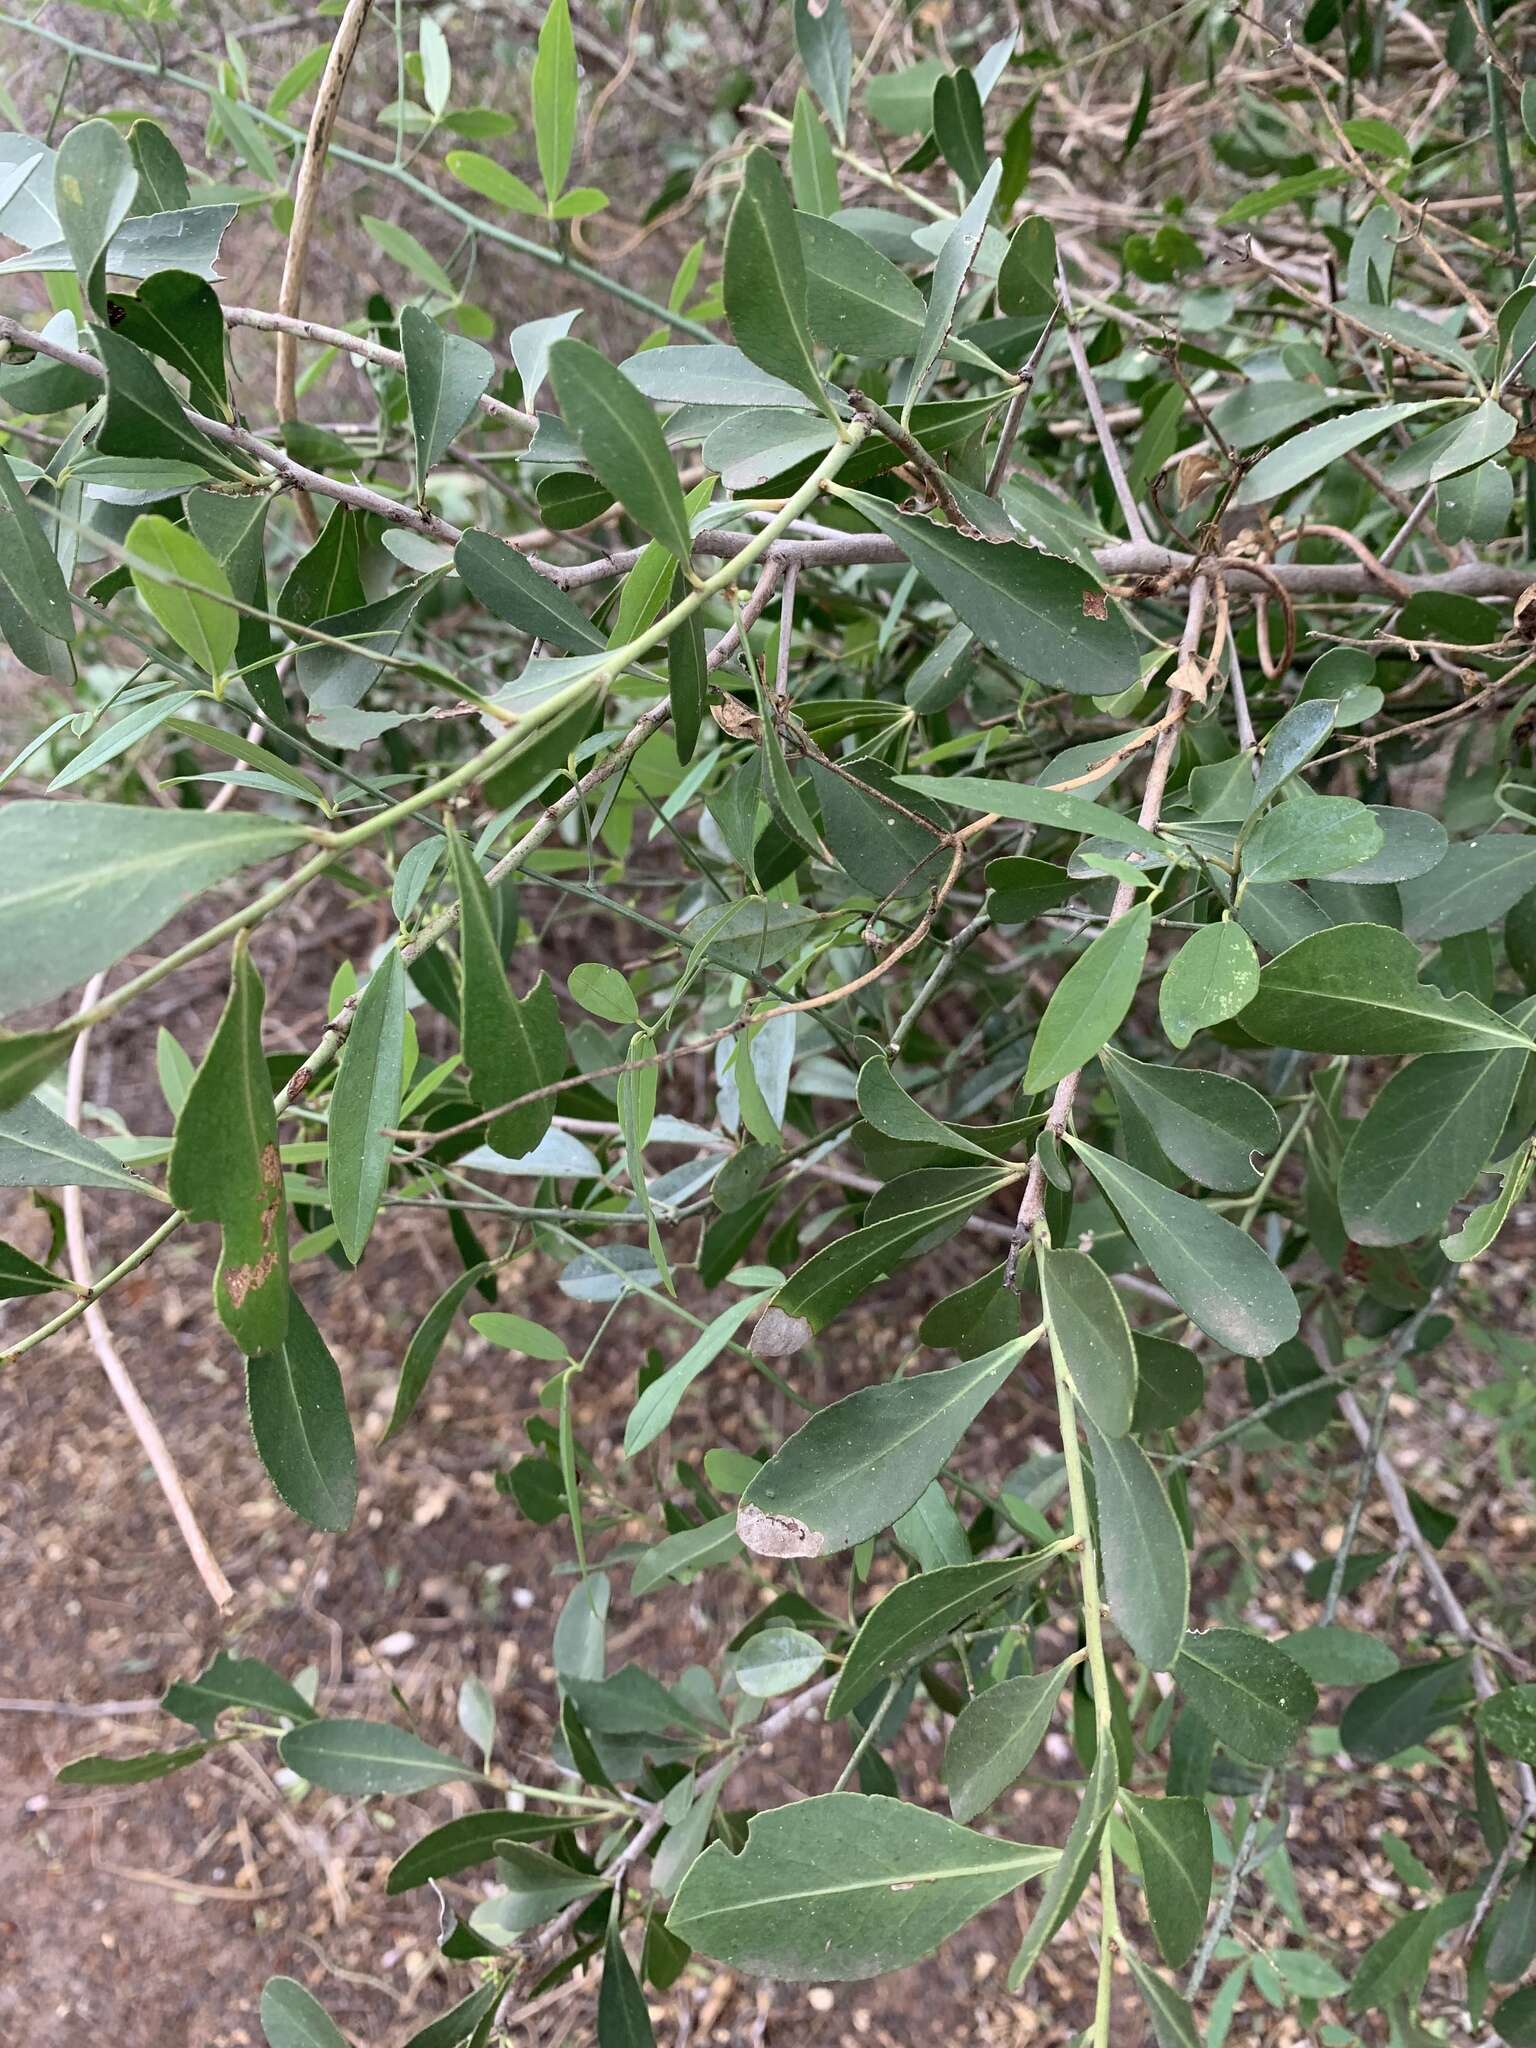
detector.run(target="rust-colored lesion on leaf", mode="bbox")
[224,1143,283,1307]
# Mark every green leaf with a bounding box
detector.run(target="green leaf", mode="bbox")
[1174,1630,1318,1765]
[667,566,706,764]
[1342,1656,1477,1762]
[1125,1953,1203,2048]
[1158,922,1259,1050]
[897,770,1165,856]
[0,1239,70,1298]
[599,1921,654,2048]
[1399,835,1536,943]
[1339,1044,1526,1246]
[1494,1985,1536,2046]
[794,0,850,140]
[789,88,839,214]
[107,269,229,421]
[54,118,136,310]
[737,1335,1029,1559]
[945,1657,1075,1823]
[1120,1793,1212,1968]
[471,1311,568,1360]
[1069,1138,1298,1358]
[247,1293,357,1531]
[770,1174,1012,1337]
[471,1845,606,1942]
[162,1650,317,1736]
[400,306,493,499]
[448,827,566,1156]
[359,216,457,296]
[1235,400,1437,505]
[0,1092,152,1195]
[386,1810,584,1893]
[807,760,949,898]
[846,493,1140,697]
[454,529,605,654]
[1239,925,1534,1056]
[998,213,1058,317]
[907,163,1001,411]
[799,214,930,360]
[57,1740,209,1786]
[624,1291,769,1455]
[828,1554,1054,1718]
[385,1263,495,1440]
[1241,795,1383,886]
[1007,1740,1117,1990]
[1087,1421,1189,1672]
[531,0,578,203]
[93,323,249,478]
[668,1793,1056,1980]
[569,962,640,1025]
[125,513,237,685]
[448,149,545,215]
[549,337,695,561]
[1479,1683,1536,1764]
[327,950,406,1263]
[167,940,289,1354]
[1281,1625,1399,1688]
[0,449,74,646]
[1040,1245,1137,1437]
[723,146,833,418]
[730,1628,826,1701]
[277,1718,476,1795]
[1133,1335,1205,1431]
[1102,1049,1281,1194]
[1024,903,1150,1094]
[856,1057,995,1159]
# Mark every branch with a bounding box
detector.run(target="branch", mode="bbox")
[274,0,376,534]
[62,978,233,1609]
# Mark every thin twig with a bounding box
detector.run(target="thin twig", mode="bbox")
[61,979,233,1610]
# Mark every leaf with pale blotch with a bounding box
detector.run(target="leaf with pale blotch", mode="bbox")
[668,1793,1056,1981]
[168,939,289,1355]
[1158,920,1259,1050]
[738,1335,1030,1557]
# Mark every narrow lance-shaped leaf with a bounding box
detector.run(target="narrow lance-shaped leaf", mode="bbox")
[448,826,567,1158]
[400,305,494,501]
[1024,902,1151,1095]
[723,146,835,419]
[794,0,850,140]
[737,1334,1032,1558]
[1007,1739,1118,1990]
[829,1553,1056,1718]
[549,337,696,562]
[167,937,290,1355]
[277,1717,476,1795]
[0,448,74,647]
[125,512,238,687]
[327,949,407,1264]
[531,0,578,204]
[1120,1792,1213,1970]
[1039,1245,1137,1437]
[1086,1419,1189,1673]
[247,1292,357,1532]
[906,161,1001,417]
[668,1793,1057,1981]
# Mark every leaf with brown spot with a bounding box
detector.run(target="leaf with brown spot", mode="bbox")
[168,935,289,1354]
